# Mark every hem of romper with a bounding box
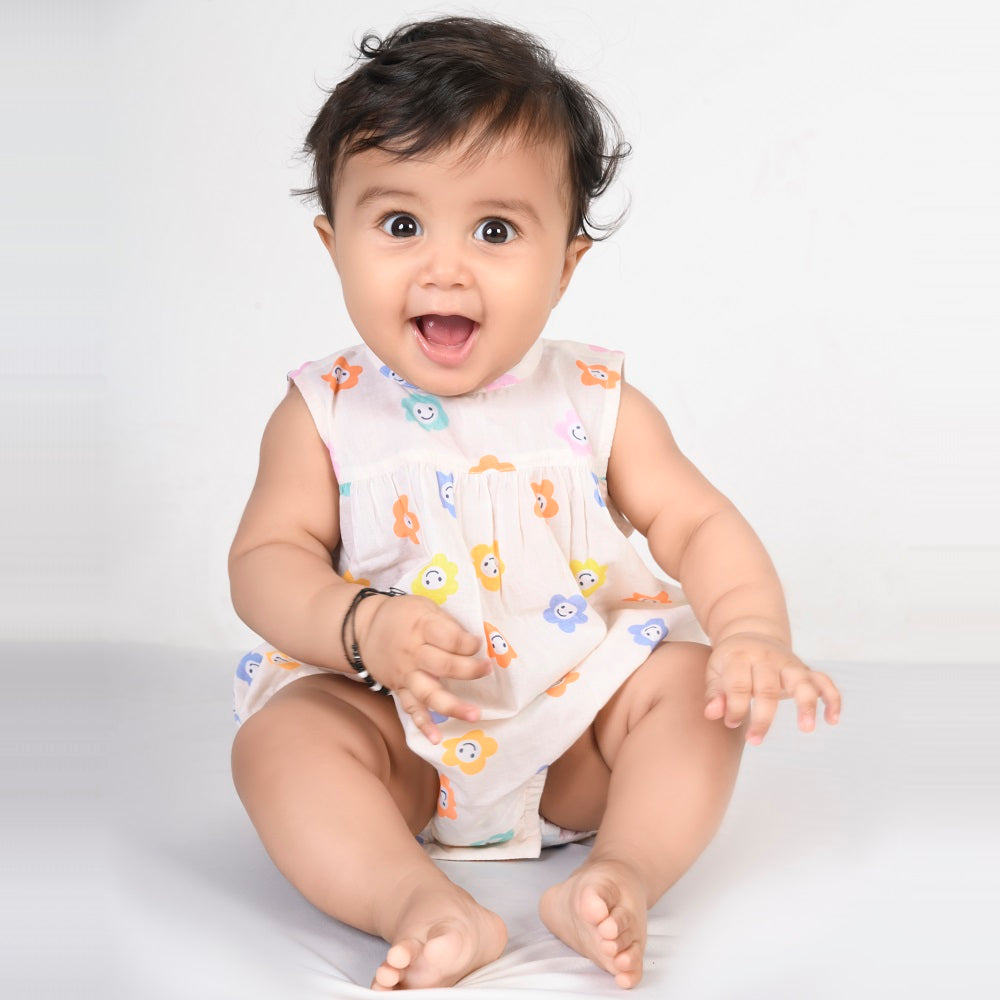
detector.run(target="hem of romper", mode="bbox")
[419,771,548,861]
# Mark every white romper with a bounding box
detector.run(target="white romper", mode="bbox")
[233,338,707,860]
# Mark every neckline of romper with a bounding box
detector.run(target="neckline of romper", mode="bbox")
[363,338,545,398]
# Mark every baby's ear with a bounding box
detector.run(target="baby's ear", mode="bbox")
[556,235,592,301]
[314,215,336,262]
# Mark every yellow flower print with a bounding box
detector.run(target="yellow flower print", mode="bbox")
[412,554,460,605]
[571,558,607,598]
[265,650,301,670]
[441,729,499,776]
[471,541,505,592]
[469,454,516,474]
[546,671,581,697]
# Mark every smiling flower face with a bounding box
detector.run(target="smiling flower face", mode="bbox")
[543,593,589,633]
[402,393,449,431]
[412,554,460,604]
[322,356,363,393]
[471,541,505,592]
[629,618,669,648]
[483,621,517,668]
[570,558,607,597]
[441,729,499,775]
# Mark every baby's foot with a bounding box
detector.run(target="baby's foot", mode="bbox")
[539,857,648,989]
[371,882,507,990]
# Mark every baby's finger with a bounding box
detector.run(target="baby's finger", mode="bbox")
[406,669,481,724]
[395,687,443,745]
[419,642,492,682]
[811,670,842,724]
[423,613,483,658]
[721,669,753,729]
[785,672,820,733]
[745,676,781,745]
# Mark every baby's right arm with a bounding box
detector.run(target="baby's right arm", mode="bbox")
[229,386,490,742]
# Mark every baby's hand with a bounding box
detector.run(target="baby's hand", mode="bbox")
[704,632,841,745]
[360,594,492,744]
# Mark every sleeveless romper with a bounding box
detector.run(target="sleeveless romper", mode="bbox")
[233,338,707,860]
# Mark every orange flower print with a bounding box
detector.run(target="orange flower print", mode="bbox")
[531,480,560,519]
[471,541,505,592]
[483,622,517,668]
[265,650,301,670]
[547,671,581,697]
[437,774,458,819]
[342,570,371,587]
[576,359,620,389]
[623,591,674,605]
[412,554,460,605]
[469,454,516,474]
[321,356,362,393]
[392,495,420,544]
[571,558,607,598]
[441,729,499,775]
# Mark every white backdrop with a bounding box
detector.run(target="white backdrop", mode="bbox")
[5,0,997,663]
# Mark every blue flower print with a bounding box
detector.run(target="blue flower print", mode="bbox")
[436,471,457,517]
[629,618,669,648]
[379,365,417,390]
[402,393,449,431]
[236,651,262,685]
[429,710,448,725]
[592,473,607,508]
[544,594,589,633]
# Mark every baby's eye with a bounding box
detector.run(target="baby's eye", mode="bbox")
[381,213,422,238]
[474,219,516,244]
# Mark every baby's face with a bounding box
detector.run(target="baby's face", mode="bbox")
[316,134,589,396]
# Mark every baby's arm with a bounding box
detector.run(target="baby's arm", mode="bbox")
[229,386,490,742]
[607,383,841,744]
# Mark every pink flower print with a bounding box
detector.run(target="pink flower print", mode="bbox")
[555,411,591,455]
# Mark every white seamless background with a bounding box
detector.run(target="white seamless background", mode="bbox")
[4,0,996,663]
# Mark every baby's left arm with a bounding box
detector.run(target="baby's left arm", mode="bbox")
[607,382,841,745]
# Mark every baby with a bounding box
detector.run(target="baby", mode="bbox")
[229,15,841,992]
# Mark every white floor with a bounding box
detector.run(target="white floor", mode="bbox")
[4,644,997,998]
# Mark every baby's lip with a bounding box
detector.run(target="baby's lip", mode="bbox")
[412,315,479,368]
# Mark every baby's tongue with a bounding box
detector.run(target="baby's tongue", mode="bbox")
[420,315,474,347]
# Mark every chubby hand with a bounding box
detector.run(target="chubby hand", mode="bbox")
[704,632,841,745]
[359,594,491,744]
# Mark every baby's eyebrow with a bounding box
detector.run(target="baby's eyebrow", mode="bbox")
[354,185,417,208]
[473,198,541,225]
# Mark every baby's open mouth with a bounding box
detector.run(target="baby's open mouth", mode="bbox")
[416,314,476,348]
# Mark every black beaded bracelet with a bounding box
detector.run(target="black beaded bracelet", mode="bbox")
[340,586,405,695]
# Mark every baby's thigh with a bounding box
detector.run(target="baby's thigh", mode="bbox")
[232,672,438,834]
[540,642,711,829]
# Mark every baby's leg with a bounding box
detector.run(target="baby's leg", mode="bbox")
[232,673,506,989]
[539,642,743,989]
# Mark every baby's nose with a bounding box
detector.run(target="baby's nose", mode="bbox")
[417,236,472,289]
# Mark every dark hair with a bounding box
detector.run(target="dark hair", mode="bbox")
[293,16,630,240]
